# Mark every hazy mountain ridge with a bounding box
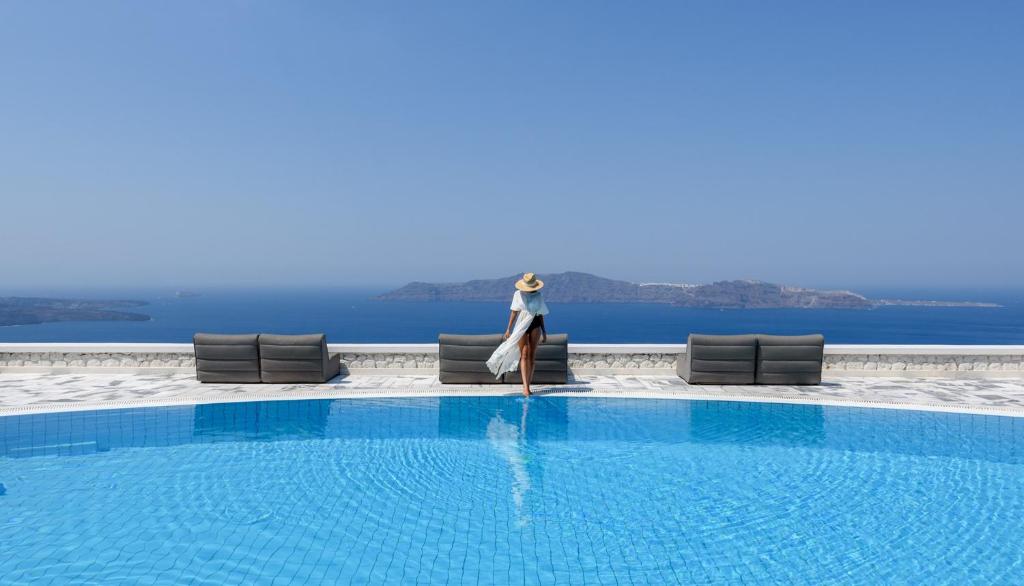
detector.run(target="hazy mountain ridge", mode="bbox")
[376,272,998,309]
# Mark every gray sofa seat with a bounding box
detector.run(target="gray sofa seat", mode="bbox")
[755,334,825,385]
[193,333,261,383]
[678,334,758,384]
[503,334,569,384]
[438,333,569,384]
[679,333,826,385]
[259,333,341,383]
[438,334,504,384]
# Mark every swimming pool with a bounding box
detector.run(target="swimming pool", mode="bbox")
[2,397,1022,584]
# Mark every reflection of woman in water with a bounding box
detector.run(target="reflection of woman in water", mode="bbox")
[486,273,549,396]
[486,400,531,527]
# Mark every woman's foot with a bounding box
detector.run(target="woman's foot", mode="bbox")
[522,386,531,397]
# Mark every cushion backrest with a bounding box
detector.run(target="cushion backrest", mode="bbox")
[755,334,824,385]
[259,334,329,383]
[684,334,757,384]
[438,334,504,384]
[193,333,261,383]
[503,334,569,384]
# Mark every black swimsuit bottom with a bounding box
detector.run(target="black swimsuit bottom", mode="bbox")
[526,314,545,333]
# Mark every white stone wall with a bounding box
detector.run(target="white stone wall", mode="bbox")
[0,352,196,369]
[0,351,435,372]
[338,352,438,370]
[0,345,1022,378]
[0,350,679,374]
[824,353,1024,374]
[569,353,677,371]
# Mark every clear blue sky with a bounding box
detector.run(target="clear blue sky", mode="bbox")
[2,1,1021,289]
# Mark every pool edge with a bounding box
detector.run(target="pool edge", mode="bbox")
[3,387,1024,419]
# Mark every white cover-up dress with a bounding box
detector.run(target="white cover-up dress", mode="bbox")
[486,290,550,379]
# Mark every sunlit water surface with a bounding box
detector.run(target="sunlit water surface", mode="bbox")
[2,397,1023,584]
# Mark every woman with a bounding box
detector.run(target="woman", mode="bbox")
[486,272,549,396]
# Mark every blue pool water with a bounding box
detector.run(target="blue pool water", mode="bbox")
[2,397,1023,584]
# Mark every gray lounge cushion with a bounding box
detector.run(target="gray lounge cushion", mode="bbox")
[439,333,570,384]
[438,334,504,384]
[258,333,341,383]
[503,334,569,384]
[755,334,824,385]
[194,333,261,383]
[678,334,757,384]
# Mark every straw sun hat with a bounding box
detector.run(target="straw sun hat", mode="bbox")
[515,272,544,292]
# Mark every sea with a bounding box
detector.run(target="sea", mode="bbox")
[2,288,1023,344]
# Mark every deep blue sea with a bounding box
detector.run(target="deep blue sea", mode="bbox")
[2,287,1023,343]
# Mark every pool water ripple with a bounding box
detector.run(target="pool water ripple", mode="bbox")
[2,396,1024,584]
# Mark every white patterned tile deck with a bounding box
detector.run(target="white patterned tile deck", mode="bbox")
[2,372,1024,417]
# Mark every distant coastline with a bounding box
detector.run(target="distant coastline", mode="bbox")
[0,288,1019,345]
[377,272,1002,310]
[0,297,151,327]
[874,299,1000,308]
[0,279,1005,331]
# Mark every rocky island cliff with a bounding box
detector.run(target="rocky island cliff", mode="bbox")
[376,272,999,309]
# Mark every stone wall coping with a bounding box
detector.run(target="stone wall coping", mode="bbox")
[1,342,1023,356]
[0,343,195,353]
[568,344,685,353]
[823,344,1024,355]
[330,344,438,353]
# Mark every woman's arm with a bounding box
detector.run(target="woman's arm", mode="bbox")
[504,310,519,339]
[540,315,547,342]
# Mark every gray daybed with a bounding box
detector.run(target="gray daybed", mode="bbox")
[259,333,341,383]
[754,334,826,385]
[194,333,262,383]
[438,333,569,384]
[193,333,341,383]
[678,333,824,385]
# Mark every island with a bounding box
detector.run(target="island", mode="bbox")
[375,271,1001,309]
[0,297,151,327]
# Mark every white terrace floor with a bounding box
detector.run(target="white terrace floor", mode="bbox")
[2,372,1024,417]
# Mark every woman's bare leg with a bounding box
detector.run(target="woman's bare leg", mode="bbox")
[524,328,541,395]
[518,335,531,396]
